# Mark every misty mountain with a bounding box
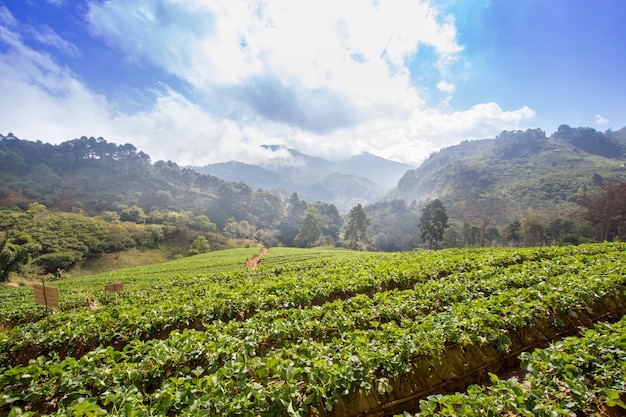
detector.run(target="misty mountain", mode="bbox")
[385,125,626,226]
[190,145,414,211]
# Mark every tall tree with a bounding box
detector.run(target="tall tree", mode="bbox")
[344,203,371,249]
[188,236,210,256]
[546,218,575,245]
[503,220,522,247]
[419,199,449,249]
[484,226,502,247]
[585,182,626,241]
[314,202,343,240]
[463,222,481,247]
[521,215,546,247]
[294,207,321,248]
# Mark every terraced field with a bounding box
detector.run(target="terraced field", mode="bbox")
[1,244,625,416]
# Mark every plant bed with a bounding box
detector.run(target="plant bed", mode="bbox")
[310,291,626,417]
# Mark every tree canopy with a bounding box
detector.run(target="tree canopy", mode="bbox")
[344,204,371,249]
[419,199,449,250]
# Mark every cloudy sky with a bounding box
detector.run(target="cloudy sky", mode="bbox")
[1,0,624,166]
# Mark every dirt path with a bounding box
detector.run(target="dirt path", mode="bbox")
[245,248,268,269]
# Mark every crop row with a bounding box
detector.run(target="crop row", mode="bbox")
[406,314,626,416]
[1,244,624,416]
[0,247,369,326]
[2,243,586,326]
[0,244,591,366]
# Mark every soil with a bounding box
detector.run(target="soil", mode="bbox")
[245,248,269,269]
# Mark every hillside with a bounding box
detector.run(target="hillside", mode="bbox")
[388,125,626,226]
[190,145,414,211]
[0,134,224,215]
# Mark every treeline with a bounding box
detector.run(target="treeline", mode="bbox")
[433,181,626,248]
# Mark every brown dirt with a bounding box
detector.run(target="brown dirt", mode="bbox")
[245,248,269,269]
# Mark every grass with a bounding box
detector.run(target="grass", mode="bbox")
[71,248,172,276]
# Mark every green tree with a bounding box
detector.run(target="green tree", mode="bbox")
[0,233,42,281]
[107,224,133,259]
[251,190,285,228]
[521,215,546,247]
[120,205,147,224]
[484,226,501,247]
[546,218,575,245]
[236,220,256,239]
[366,200,420,251]
[585,182,626,241]
[420,199,449,249]
[503,220,522,246]
[294,207,321,248]
[33,251,76,275]
[344,203,371,249]
[194,215,216,233]
[188,236,210,256]
[223,218,238,238]
[314,202,343,240]
[463,222,481,247]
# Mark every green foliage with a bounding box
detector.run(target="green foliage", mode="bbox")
[344,203,371,249]
[521,215,546,246]
[193,215,216,233]
[0,202,235,278]
[33,252,76,275]
[294,207,321,248]
[410,316,626,416]
[420,199,449,249]
[585,182,626,241]
[554,124,624,158]
[393,126,626,228]
[1,243,624,416]
[0,233,41,282]
[119,206,146,224]
[187,236,210,256]
[503,220,521,246]
[366,200,419,251]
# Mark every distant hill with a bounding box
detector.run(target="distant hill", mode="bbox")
[0,134,225,215]
[190,145,414,211]
[386,125,626,226]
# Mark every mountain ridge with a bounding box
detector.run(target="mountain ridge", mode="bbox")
[386,125,626,226]
[190,145,414,211]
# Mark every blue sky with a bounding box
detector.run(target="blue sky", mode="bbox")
[0,0,624,166]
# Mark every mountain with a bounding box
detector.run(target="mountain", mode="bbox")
[191,145,414,211]
[386,125,626,226]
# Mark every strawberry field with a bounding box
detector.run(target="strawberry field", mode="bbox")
[1,243,625,416]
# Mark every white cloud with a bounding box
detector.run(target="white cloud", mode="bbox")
[0,6,17,27]
[436,80,456,94]
[595,114,609,125]
[85,0,464,129]
[311,102,536,164]
[0,0,536,168]
[0,26,111,137]
[27,24,80,57]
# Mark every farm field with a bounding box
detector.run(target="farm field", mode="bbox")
[1,243,626,416]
